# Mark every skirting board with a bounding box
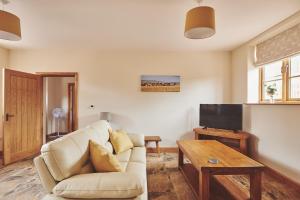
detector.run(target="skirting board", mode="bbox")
[147,147,178,153]
[264,165,300,191]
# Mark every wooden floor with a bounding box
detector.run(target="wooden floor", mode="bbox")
[147,153,300,200]
[0,158,45,200]
[0,153,299,200]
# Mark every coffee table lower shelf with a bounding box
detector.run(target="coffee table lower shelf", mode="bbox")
[179,163,250,200]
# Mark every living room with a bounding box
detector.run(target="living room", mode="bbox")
[0,0,299,200]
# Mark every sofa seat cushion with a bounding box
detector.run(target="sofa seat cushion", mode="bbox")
[53,173,144,199]
[125,162,147,180]
[119,162,129,172]
[129,147,146,164]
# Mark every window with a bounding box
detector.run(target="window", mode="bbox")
[261,61,283,101]
[289,55,300,100]
[259,54,300,103]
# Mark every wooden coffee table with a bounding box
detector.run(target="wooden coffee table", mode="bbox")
[177,140,264,200]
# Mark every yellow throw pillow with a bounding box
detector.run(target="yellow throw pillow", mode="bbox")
[109,130,134,154]
[89,140,123,172]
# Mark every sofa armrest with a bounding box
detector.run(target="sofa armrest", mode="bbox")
[34,155,57,193]
[53,172,145,199]
[128,133,145,147]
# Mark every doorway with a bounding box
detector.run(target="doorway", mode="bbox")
[37,72,78,143]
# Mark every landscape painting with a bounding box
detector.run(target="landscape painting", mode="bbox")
[141,75,180,92]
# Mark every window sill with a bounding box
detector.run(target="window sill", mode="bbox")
[245,102,300,105]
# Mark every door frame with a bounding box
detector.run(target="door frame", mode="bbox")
[67,82,75,132]
[36,72,79,132]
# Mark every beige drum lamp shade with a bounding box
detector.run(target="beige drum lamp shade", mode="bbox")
[0,10,21,41]
[184,6,215,39]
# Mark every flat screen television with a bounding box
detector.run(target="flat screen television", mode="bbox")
[199,104,242,131]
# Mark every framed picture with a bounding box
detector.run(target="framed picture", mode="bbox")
[141,75,180,92]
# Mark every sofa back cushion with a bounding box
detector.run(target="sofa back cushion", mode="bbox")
[41,120,111,181]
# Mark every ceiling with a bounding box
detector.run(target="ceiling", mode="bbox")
[0,0,300,51]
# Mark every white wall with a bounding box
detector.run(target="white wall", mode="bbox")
[231,13,300,184]
[0,47,8,67]
[0,46,8,152]
[231,45,248,103]
[243,105,300,183]
[8,50,231,146]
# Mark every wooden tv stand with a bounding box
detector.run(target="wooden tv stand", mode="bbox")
[193,128,250,155]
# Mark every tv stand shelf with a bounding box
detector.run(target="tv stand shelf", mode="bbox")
[193,128,250,155]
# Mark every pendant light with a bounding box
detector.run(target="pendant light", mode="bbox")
[0,0,21,41]
[184,0,215,39]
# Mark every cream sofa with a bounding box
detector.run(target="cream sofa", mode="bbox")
[34,120,147,200]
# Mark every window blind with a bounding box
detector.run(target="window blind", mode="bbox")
[255,23,300,66]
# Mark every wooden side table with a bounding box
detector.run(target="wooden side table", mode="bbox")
[145,136,161,157]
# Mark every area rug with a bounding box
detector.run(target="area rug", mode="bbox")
[0,159,45,200]
[147,153,195,200]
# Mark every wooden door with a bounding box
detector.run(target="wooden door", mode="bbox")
[3,69,43,165]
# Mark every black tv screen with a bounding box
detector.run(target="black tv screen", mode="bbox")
[200,104,242,131]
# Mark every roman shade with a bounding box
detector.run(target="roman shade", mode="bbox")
[255,23,300,66]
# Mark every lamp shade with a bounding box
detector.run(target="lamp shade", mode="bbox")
[184,6,215,39]
[0,10,21,41]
